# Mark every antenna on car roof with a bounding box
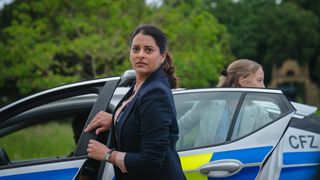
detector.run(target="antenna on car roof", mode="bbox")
[119,69,136,87]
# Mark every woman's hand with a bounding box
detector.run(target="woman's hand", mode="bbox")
[87,139,108,161]
[84,111,112,135]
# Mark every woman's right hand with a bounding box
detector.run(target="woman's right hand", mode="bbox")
[84,111,113,135]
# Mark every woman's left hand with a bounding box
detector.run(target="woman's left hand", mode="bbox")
[87,139,108,161]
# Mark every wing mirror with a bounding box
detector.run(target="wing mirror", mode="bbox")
[119,69,136,87]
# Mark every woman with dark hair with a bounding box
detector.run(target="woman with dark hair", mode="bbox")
[84,25,185,179]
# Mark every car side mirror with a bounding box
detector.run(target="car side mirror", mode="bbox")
[0,147,10,166]
[119,69,136,87]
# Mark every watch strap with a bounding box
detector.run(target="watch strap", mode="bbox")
[104,148,116,162]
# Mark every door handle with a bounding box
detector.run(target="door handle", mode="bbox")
[198,159,242,178]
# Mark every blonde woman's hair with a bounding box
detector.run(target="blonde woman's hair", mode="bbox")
[217,59,262,87]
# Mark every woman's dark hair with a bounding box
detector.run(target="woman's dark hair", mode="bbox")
[130,25,179,89]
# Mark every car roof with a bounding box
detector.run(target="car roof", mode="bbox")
[173,88,283,94]
[0,77,121,122]
[0,77,289,122]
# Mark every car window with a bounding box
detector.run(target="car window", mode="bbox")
[0,97,91,163]
[1,120,74,161]
[231,92,288,140]
[175,91,242,150]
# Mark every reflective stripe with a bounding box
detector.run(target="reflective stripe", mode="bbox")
[180,146,273,179]
[280,166,319,179]
[180,153,212,171]
[283,151,320,165]
[210,146,273,164]
[0,168,78,180]
[180,153,212,180]
[184,171,207,180]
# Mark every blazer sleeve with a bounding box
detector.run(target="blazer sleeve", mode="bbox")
[124,86,174,175]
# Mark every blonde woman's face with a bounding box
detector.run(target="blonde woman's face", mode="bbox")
[239,68,265,88]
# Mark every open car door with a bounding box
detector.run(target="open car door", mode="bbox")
[0,70,135,180]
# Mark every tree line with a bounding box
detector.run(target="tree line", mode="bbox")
[0,0,319,106]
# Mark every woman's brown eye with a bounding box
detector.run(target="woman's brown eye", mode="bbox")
[132,47,139,53]
[146,48,153,53]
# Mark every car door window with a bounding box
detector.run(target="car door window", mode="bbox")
[0,97,92,163]
[175,91,242,150]
[231,92,289,140]
[1,119,76,161]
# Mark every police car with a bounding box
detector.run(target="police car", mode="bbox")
[0,70,319,179]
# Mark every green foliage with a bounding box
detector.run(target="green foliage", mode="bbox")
[156,1,232,87]
[261,2,319,65]
[0,0,231,104]
[210,0,320,84]
[0,0,147,99]
[284,0,320,85]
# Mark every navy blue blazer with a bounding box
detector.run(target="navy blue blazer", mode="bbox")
[110,68,185,180]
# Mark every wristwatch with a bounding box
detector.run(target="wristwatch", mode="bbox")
[104,148,116,162]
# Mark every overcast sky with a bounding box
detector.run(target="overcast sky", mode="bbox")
[0,0,13,10]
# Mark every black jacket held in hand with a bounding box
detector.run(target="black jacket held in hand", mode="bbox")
[110,68,186,180]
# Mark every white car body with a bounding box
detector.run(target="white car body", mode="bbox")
[0,71,319,179]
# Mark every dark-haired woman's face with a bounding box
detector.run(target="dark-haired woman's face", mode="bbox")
[130,33,165,78]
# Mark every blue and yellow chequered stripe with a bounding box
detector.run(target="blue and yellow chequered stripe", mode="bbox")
[180,146,273,180]
[180,153,213,179]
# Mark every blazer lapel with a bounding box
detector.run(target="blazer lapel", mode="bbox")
[114,67,167,149]
[111,86,134,148]
[116,91,140,148]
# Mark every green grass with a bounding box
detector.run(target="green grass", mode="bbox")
[0,122,76,161]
